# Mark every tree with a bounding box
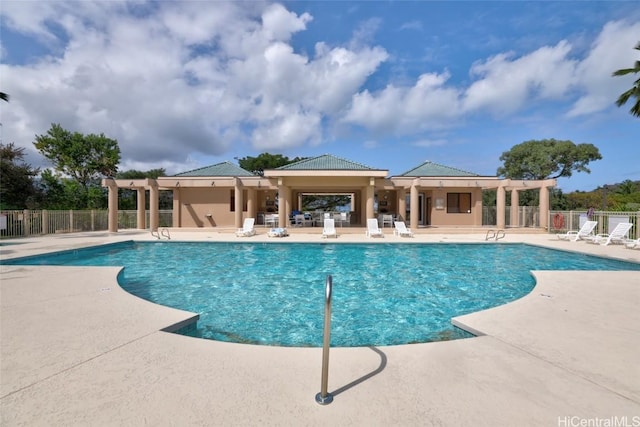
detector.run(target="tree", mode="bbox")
[0,143,41,209]
[237,153,307,176]
[497,139,602,180]
[34,123,121,190]
[616,179,638,195]
[613,41,640,118]
[115,168,169,210]
[116,168,166,180]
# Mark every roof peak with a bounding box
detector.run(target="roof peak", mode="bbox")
[173,161,254,177]
[276,154,384,171]
[396,160,481,177]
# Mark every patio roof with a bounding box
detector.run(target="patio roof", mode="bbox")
[396,161,482,177]
[172,161,254,177]
[274,154,385,172]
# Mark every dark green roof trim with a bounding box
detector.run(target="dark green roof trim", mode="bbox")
[397,161,481,177]
[173,161,255,177]
[275,154,384,171]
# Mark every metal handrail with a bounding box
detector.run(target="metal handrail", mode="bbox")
[315,275,334,405]
[485,229,506,241]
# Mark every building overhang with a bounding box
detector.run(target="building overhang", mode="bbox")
[264,170,388,178]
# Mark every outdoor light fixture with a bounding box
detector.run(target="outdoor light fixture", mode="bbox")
[211,181,215,186]
[176,181,180,187]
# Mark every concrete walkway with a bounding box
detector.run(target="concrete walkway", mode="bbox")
[1,230,639,426]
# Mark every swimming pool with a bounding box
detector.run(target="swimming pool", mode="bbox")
[4,241,639,347]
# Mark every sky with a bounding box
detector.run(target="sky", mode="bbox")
[1,1,639,193]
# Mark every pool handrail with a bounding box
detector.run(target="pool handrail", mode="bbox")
[315,275,334,405]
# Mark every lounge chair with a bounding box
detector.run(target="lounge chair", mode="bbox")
[556,220,597,241]
[586,222,633,246]
[267,227,288,238]
[624,237,640,249]
[322,219,337,238]
[393,221,413,237]
[235,218,256,237]
[365,218,384,238]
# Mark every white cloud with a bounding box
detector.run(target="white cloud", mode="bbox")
[398,21,423,32]
[261,3,312,42]
[252,109,321,149]
[463,41,577,115]
[343,71,462,134]
[412,139,448,148]
[0,0,635,177]
[0,1,388,173]
[567,20,640,117]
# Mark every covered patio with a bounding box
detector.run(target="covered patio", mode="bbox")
[102,155,556,233]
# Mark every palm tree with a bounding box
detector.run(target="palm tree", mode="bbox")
[613,42,640,118]
[0,92,9,102]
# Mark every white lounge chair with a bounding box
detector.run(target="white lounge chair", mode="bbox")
[322,219,337,238]
[624,237,640,249]
[267,227,288,238]
[556,220,598,241]
[586,222,633,246]
[393,221,413,237]
[365,218,384,238]
[235,218,256,237]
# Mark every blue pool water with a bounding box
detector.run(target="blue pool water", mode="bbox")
[4,242,639,347]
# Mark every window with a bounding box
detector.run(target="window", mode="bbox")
[447,193,471,213]
[230,190,248,212]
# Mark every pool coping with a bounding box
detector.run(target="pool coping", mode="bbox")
[1,230,639,425]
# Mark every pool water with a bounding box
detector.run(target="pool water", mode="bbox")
[5,241,639,347]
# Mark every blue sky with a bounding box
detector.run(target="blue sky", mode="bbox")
[1,1,638,192]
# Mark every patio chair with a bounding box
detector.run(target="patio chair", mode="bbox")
[235,218,256,237]
[393,221,413,237]
[340,212,349,226]
[382,214,393,228]
[586,222,633,246]
[365,218,384,238]
[322,219,337,238]
[556,220,598,242]
[264,214,278,228]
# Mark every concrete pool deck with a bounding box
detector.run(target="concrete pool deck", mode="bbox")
[1,230,639,426]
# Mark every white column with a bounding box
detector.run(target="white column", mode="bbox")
[510,189,519,228]
[136,187,146,229]
[496,186,506,229]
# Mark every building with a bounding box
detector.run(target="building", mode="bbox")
[102,154,556,232]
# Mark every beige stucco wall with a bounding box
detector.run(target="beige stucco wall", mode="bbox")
[177,188,238,227]
[428,188,483,226]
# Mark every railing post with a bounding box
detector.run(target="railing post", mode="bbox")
[23,209,30,236]
[315,275,334,405]
[42,210,49,235]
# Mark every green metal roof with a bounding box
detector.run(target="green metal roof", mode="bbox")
[397,161,481,177]
[173,161,254,177]
[275,154,384,171]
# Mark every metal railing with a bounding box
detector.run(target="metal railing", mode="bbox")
[315,275,334,405]
[485,229,506,241]
[549,210,639,240]
[483,206,540,227]
[0,210,173,238]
